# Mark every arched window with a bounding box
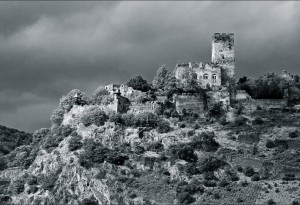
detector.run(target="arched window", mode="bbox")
[203,73,209,79]
[212,74,217,83]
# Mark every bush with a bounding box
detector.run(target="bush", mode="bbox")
[50,108,64,126]
[59,89,89,113]
[253,117,263,125]
[106,151,129,166]
[289,130,299,138]
[12,179,25,194]
[121,113,135,127]
[218,179,230,187]
[127,76,151,92]
[267,198,276,205]
[208,102,224,118]
[167,144,197,162]
[190,132,219,152]
[199,156,226,172]
[80,107,108,127]
[80,196,99,205]
[266,139,276,148]
[134,112,158,128]
[43,134,64,153]
[244,166,255,177]
[251,173,260,181]
[91,86,110,105]
[68,133,83,151]
[233,116,247,126]
[156,120,171,133]
[176,192,195,204]
[145,142,164,152]
[0,157,7,171]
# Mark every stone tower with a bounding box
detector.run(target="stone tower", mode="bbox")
[212,33,236,102]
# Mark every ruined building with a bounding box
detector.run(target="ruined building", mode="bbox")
[174,33,235,101]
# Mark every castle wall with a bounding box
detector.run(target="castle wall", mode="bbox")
[239,98,286,112]
[174,62,221,88]
[207,89,230,109]
[128,102,159,114]
[174,94,206,114]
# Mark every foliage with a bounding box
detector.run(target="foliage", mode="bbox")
[0,125,32,156]
[0,156,7,170]
[108,111,123,124]
[152,65,171,90]
[50,108,65,126]
[167,143,197,162]
[289,130,299,138]
[68,133,83,151]
[40,169,61,191]
[237,74,287,99]
[91,86,110,105]
[80,197,99,205]
[253,117,263,125]
[208,102,224,119]
[233,116,247,126]
[121,113,135,127]
[198,156,227,172]
[244,166,255,177]
[43,134,64,153]
[134,112,158,128]
[145,142,164,152]
[190,132,219,152]
[11,179,25,194]
[156,120,171,133]
[79,107,108,127]
[127,75,151,92]
[58,89,89,113]
[106,151,129,166]
[251,173,260,181]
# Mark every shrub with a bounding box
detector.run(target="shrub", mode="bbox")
[50,108,64,126]
[43,134,64,153]
[244,166,255,177]
[80,196,99,205]
[91,86,110,105]
[41,171,60,191]
[289,130,299,138]
[266,139,276,148]
[253,117,263,125]
[267,199,276,205]
[282,173,296,181]
[59,89,89,112]
[251,173,260,181]
[156,120,171,133]
[134,112,158,128]
[199,156,226,172]
[12,179,25,194]
[68,133,83,151]
[127,76,151,92]
[108,111,123,124]
[176,192,195,204]
[292,201,300,205]
[145,142,164,152]
[121,113,135,127]
[233,116,247,126]
[80,107,108,127]
[167,144,197,162]
[218,179,230,187]
[236,165,243,172]
[190,132,219,152]
[106,151,129,166]
[0,157,7,171]
[208,102,224,118]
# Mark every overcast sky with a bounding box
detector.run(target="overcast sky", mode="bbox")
[0,1,299,132]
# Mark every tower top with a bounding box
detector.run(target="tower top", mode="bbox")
[212,33,234,42]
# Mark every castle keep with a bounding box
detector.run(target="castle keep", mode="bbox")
[174,33,235,90]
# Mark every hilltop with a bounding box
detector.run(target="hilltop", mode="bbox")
[0,67,300,205]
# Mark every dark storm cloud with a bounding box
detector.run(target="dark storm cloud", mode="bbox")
[0,1,299,132]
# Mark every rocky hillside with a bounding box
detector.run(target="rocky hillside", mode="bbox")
[1,87,300,205]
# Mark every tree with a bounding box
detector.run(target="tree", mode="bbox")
[152,65,171,90]
[79,107,108,127]
[50,108,64,126]
[68,133,83,151]
[59,89,89,112]
[127,76,151,92]
[156,120,171,133]
[134,112,158,128]
[91,86,110,105]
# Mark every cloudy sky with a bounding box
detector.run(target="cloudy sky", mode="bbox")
[0,1,299,132]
